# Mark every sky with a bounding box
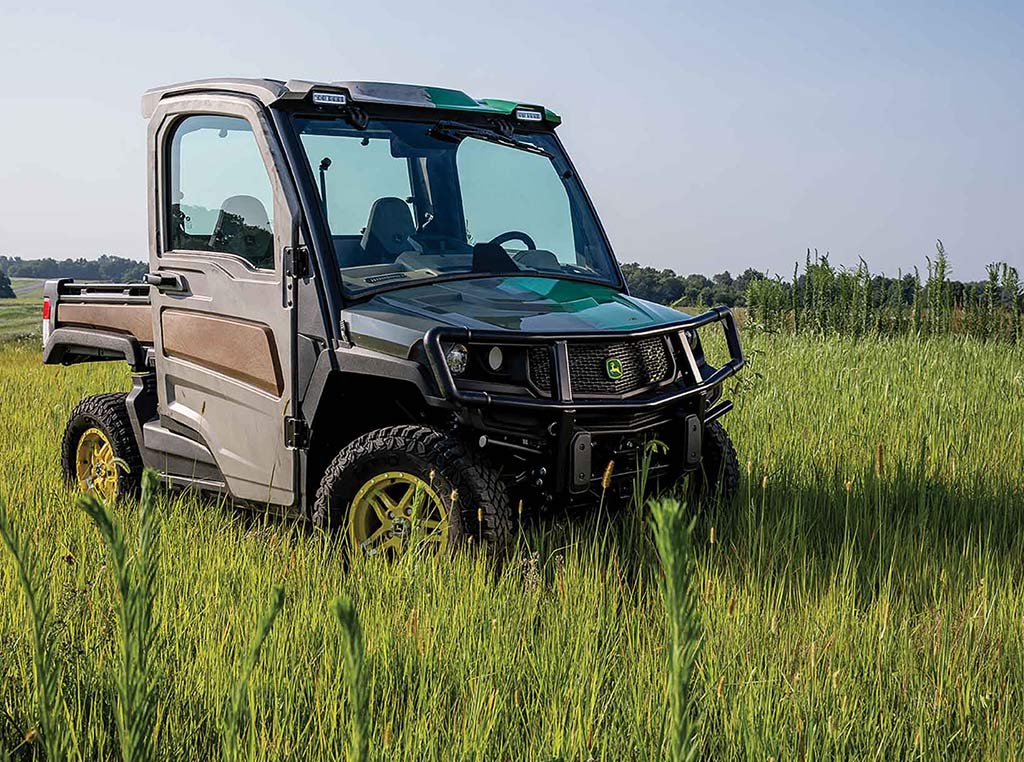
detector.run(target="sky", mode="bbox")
[0,0,1021,280]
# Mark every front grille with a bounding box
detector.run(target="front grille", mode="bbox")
[528,336,674,396]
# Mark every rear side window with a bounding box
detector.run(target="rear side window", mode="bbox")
[167,115,276,270]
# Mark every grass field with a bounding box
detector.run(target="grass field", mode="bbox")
[0,279,44,343]
[9,280,45,301]
[1,330,1023,760]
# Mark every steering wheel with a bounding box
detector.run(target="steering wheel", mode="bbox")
[411,231,470,253]
[488,231,536,250]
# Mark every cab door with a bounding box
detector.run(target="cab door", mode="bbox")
[147,95,298,506]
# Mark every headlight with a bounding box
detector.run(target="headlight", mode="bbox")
[445,343,469,376]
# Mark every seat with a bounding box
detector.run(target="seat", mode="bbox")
[209,195,274,269]
[360,197,415,264]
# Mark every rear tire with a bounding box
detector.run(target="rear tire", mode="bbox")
[61,393,143,501]
[312,425,512,554]
[689,420,740,505]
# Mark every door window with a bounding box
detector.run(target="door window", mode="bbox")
[167,115,276,270]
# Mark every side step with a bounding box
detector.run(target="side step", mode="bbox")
[142,421,217,466]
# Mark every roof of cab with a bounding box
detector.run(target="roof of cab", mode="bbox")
[141,78,561,125]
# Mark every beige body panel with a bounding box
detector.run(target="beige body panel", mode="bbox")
[161,310,283,396]
[57,304,155,343]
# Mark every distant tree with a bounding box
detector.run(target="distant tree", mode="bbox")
[712,271,733,289]
[0,270,14,299]
[734,268,767,295]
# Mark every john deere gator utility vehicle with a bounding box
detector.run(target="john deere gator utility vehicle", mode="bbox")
[43,78,744,554]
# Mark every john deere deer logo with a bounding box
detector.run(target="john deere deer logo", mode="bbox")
[605,357,624,380]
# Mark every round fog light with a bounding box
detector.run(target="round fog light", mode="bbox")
[487,346,504,371]
[445,343,469,376]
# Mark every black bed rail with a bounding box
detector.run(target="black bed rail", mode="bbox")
[54,279,151,304]
[423,305,745,412]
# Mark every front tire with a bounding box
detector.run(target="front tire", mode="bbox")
[312,425,512,555]
[689,420,740,505]
[61,393,143,502]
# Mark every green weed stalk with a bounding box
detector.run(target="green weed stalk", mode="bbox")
[78,469,161,762]
[221,585,285,762]
[650,497,701,762]
[333,595,369,762]
[0,496,73,761]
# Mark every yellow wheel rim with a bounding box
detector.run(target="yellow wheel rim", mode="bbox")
[75,427,120,502]
[348,471,449,556]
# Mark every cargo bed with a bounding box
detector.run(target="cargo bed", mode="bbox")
[42,279,154,369]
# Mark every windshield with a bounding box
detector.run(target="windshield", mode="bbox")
[292,116,620,297]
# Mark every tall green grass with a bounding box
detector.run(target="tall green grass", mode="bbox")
[0,329,1023,759]
[78,474,162,762]
[650,499,700,762]
[0,498,72,760]
[747,244,1023,342]
[332,596,369,762]
[220,585,284,762]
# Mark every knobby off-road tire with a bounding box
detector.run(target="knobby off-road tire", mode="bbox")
[689,420,740,505]
[61,392,144,500]
[312,425,513,552]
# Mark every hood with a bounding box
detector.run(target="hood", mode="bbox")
[344,276,689,355]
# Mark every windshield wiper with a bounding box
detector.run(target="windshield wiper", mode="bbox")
[429,121,553,158]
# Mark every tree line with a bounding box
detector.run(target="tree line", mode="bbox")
[620,263,763,307]
[0,255,147,286]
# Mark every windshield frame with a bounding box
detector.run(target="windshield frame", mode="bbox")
[281,108,627,303]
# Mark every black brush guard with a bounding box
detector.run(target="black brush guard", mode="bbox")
[423,306,745,497]
[424,306,745,411]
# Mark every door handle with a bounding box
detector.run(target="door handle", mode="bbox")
[145,272,186,293]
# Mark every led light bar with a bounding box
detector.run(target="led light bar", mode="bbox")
[311,91,348,106]
[514,108,543,122]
